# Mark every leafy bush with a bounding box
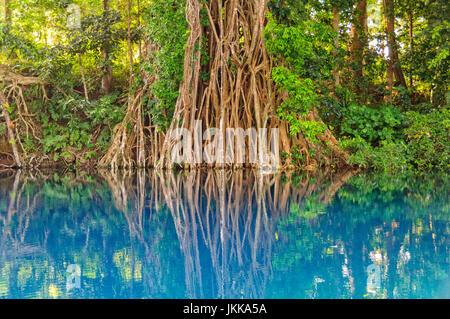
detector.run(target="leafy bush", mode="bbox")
[340,137,411,173]
[370,140,412,173]
[32,91,124,162]
[405,109,450,171]
[86,93,124,127]
[341,103,405,145]
[318,86,356,133]
[339,136,372,168]
[341,108,449,173]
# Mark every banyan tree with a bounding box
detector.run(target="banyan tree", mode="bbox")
[100,0,348,170]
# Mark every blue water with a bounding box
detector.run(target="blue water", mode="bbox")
[0,169,448,299]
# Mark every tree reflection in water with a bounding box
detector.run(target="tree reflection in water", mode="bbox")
[0,169,448,299]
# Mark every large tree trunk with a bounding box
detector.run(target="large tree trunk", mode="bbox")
[350,0,367,83]
[384,0,407,89]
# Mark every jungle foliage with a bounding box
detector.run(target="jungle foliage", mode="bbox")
[0,0,448,173]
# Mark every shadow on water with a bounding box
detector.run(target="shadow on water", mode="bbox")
[0,168,448,299]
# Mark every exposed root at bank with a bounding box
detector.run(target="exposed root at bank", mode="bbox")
[0,67,44,168]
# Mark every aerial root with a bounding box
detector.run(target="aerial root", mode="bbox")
[101,0,349,170]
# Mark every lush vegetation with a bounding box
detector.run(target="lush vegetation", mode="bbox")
[0,0,448,173]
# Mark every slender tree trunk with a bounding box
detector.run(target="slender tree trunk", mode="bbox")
[384,0,407,89]
[127,0,133,85]
[350,0,367,88]
[332,3,340,87]
[409,9,414,88]
[383,0,393,101]
[137,0,142,61]
[101,0,112,95]
[78,53,89,102]
[4,0,11,22]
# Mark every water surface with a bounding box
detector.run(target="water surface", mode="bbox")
[0,169,448,299]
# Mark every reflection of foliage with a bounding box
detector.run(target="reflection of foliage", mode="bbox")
[280,195,327,226]
[337,171,449,221]
[0,171,183,298]
[0,170,448,299]
[271,170,449,299]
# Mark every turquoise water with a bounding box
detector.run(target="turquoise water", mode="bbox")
[0,169,448,299]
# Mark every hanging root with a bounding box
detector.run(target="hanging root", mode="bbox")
[102,0,349,170]
[99,85,147,170]
[156,0,348,170]
[99,68,162,171]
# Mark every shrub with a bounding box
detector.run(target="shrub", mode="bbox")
[370,140,412,173]
[340,137,411,173]
[339,135,373,168]
[405,108,450,171]
[341,103,405,145]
